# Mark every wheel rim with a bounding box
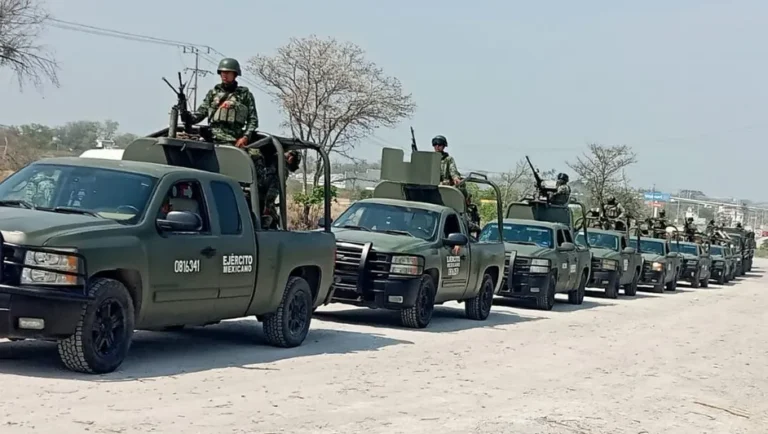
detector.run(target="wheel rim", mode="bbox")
[92,298,125,358]
[481,280,493,313]
[287,291,309,336]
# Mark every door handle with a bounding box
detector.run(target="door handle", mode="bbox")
[200,246,217,258]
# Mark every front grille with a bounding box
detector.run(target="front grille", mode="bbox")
[514,257,531,274]
[591,257,602,270]
[332,241,392,301]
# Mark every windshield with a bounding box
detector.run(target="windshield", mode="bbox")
[710,246,723,255]
[633,239,665,255]
[575,232,618,251]
[479,223,553,248]
[332,201,439,240]
[670,243,698,256]
[0,163,157,224]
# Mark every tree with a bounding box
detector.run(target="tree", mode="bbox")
[567,143,638,214]
[0,127,43,171]
[0,0,58,90]
[247,35,416,186]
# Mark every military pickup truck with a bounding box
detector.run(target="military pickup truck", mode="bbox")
[574,227,643,298]
[722,228,750,274]
[484,198,591,310]
[324,148,506,328]
[708,243,735,285]
[0,128,336,374]
[632,234,683,293]
[670,241,712,288]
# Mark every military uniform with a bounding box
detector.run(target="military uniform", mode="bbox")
[24,172,56,207]
[550,184,571,205]
[187,58,259,146]
[439,153,460,185]
[259,151,301,229]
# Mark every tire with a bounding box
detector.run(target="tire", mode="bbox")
[263,276,313,348]
[536,274,556,310]
[665,271,678,291]
[717,272,725,285]
[624,271,639,297]
[401,275,436,328]
[701,275,709,288]
[604,274,619,299]
[567,271,587,304]
[57,278,135,374]
[652,272,665,293]
[465,273,494,321]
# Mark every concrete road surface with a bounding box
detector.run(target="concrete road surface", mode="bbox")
[1,261,767,433]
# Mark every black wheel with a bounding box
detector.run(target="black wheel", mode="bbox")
[163,325,185,331]
[665,271,678,291]
[653,272,666,293]
[465,273,494,321]
[536,274,556,310]
[568,271,587,304]
[57,278,135,374]
[717,271,725,285]
[263,276,313,348]
[701,275,709,288]
[401,275,436,328]
[624,271,639,297]
[604,274,619,299]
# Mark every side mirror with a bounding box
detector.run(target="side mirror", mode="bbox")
[557,242,575,252]
[157,210,201,232]
[666,252,678,258]
[317,217,332,227]
[622,247,636,254]
[443,232,469,247]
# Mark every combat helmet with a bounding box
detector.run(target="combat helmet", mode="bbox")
[217,58,241,76]
[557,172,569,183]
[431,135,448,147]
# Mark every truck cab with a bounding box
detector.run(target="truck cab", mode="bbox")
[0,127,336,374]
[326,147,507,328]
[574,228,643,298]
[634,236,682,293]
[670,240,712,288]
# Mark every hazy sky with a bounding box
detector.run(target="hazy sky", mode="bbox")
[2,0,767,200]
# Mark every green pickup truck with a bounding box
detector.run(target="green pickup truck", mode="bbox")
[708,243,735,284]
[722,228,750,274]
[0,129,336,374]
[633,235,683,293]
[670,241,712,288]
[574,227,643,298]
[485,199,592,310]
[325,148,507,329]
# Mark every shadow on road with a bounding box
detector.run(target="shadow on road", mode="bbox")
[492,295,611,313]
[314,304,542,332]
[584,289,656,300]
[0,319,411,381]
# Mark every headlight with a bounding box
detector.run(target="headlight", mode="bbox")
[530,258,550,273]
[652,261,664,271]
[21,248,80,285]
[390,255,423,275]
[602,259,618,270]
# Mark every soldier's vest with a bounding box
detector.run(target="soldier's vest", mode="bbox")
[605,205,619,219]
[210,90,249,125]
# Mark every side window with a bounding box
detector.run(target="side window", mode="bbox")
[158,180,210,233]
[210,181,242,235]
[556,230,565,246]
[443,213,462,238]
[563,229,574,243]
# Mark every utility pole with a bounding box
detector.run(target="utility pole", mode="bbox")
[182,46,213,108]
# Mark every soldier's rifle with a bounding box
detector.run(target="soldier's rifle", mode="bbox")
[162,72,193,137]
[410,126,418,152]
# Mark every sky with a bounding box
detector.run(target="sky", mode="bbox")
[2,0,767,201]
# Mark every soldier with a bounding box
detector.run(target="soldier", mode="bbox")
[549,173,571,205]
[706,219,716,235]
[464,192,481,239]
[684,217,696,241]
[604,196,626,220]
[586,207,602,229]
[260,150,302,229]
[182,58,259,148]
[24,169,56,207]
[432,135,461,186]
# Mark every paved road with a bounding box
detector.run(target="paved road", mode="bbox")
[1,261,766,433]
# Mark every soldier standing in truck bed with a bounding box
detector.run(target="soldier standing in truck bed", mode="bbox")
[432,135,461,186]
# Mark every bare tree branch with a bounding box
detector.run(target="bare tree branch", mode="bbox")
[567,143,639,213]
[0,0,59,90]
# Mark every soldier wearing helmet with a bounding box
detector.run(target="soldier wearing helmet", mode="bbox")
[183,58,259,148]
[259,149,302,229]
[549,172,571,205]
[603,195,626,220]
[432,135,461,186]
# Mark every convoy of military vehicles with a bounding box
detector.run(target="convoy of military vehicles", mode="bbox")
[0,86,760,374]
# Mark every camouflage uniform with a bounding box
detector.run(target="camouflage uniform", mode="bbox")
[190,83,259,145]
[440,152,461,185]
[24,172,56,207]
[259,164,288,229]
[550,184,571,205]
[604,203,625,219]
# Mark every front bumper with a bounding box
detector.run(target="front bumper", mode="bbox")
[0,284,92,339]
[588,269,618,288]
[331,277,423,309]
[711,266,725,279]
[680,265,699,281]
[639,268,663,285]
[499,272,551,299]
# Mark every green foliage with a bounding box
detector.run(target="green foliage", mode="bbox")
[7,120,135,152]
[756,240,768,258]
[293,185,338,206]
[478,202,499,226]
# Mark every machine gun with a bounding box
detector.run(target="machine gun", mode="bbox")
[525,155,558,202]
[410,126,418,152]
[162,72,212,142]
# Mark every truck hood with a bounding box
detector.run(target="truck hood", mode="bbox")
[589,247,620,259]
[332,228,431,252]
[641,253,665,262]
[503,242,551,257]
[680,253,698,261]
[0,207,121,245]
